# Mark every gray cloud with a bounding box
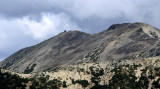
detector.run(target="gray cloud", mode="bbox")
[0,13,80,61]
[0,0,160,61]
[1,0,160,29]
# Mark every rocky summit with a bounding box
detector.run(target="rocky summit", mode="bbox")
[0,22,160,74]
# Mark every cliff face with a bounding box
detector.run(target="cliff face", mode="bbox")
[0,22,160,73]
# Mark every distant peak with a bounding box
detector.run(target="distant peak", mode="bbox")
[107,23,131,30]
[133,22,147,25]
[131,22,149,27]
[107,22,154,31]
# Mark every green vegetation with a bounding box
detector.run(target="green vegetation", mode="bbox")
[1,62,160,89]
[107,64,150,89]
[73,80,89,88]
[0,68,63,89]
[89,66,106,89]
[30,78,62,89]
[24,64,37,74]
[62,81,67,88]
[0,68,28,89]
[68,66,75,71]
[87,64,160,89]
[152,78,160,88]
[85,49,101,62]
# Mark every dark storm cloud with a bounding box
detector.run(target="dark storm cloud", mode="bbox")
[1,0,160,30]
[0,0,55,17]
[0,0,160,61]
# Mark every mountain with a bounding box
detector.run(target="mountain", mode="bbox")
[0,22,160,73]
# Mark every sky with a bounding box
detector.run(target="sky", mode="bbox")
[0,0,160,61]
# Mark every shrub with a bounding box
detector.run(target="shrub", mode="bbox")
[74,80,89,88]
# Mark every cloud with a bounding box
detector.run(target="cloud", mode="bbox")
[51,0,160,27]
[0,13,80,61]
[0,0,160,31]
[18,13,81,40]
[1,0,159,22]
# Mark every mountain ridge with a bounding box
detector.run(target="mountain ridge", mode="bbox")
[1,22,160,73]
